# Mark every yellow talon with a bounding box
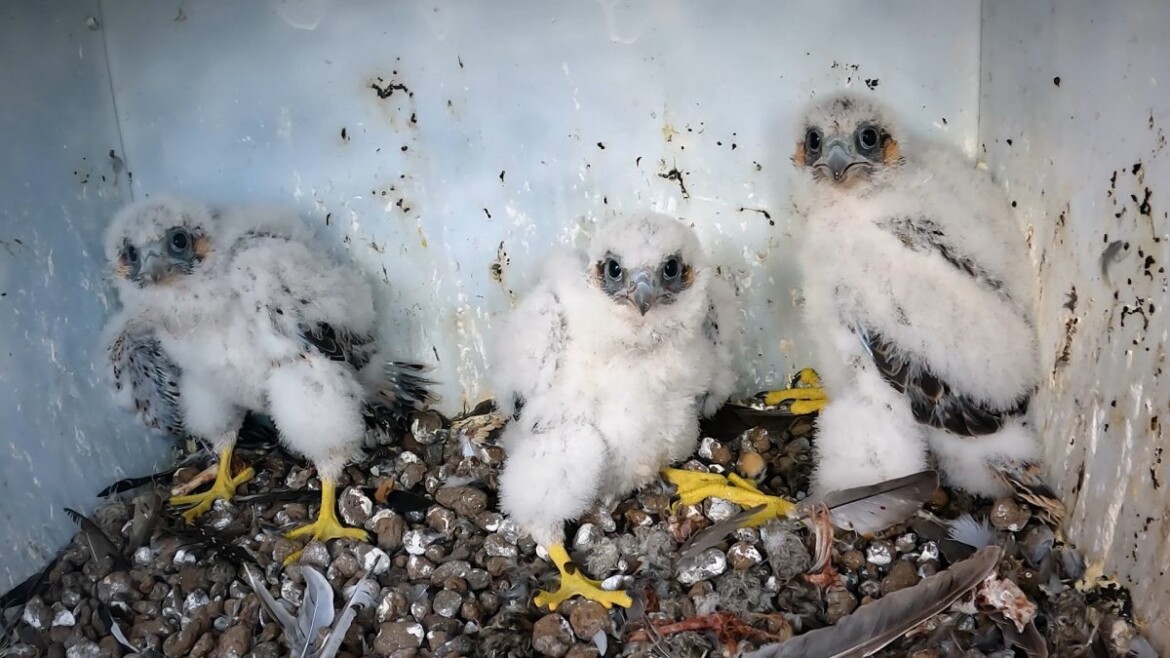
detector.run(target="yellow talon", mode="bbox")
[282,479,370,566]
[170,445,254,523]
[757,367,828,415]
[662,467,796,527]
[534,543,632,611]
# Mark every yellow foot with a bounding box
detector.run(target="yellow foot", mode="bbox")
[662,468,795,527]
[756,367,827,415]
[534,543,632,611]
[169,446,254,523]
[283,479,370,566]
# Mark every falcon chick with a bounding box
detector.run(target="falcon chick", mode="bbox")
[102,196,435,562]
[490,212,739,610]
[785,91,1056,511]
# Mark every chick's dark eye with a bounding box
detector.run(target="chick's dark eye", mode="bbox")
[663,258,680,279]
[805,129,822,154]
[124,245,138,263]
[858,126,879,150]
[169,230,190,253]
[605,259,622,280]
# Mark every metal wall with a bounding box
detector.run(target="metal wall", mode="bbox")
[980,0,1170,649]
[0,0,984,593]
[0,3,138,591]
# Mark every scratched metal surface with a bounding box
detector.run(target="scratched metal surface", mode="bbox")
[0,3,143,594]
[980,0,1170,650]
[0,0,981,593]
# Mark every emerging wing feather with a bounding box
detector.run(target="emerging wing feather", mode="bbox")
[106,316,184,437]
[866,215,1029,436]
[864,328,1028,437]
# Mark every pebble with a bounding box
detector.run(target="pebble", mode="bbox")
[358,545,392,575]
[374,513,407,552]
[50,609,75,628]
[301,541,331,568]
[882,559,922,594]
[21,597,50,630]
[374,621,425,654]
[566,645,600,658]
[728,541,764,570]
[484,532,518,558]
[918,541,941,563]
[990,497,1031,532]
[572,524,602,552]
[215,624,252,658]
[705,497,741,522]
[406,555,435,580]
[432,589,463,618]
[866,540,895,567]
[426,506,458,534]
[895,532,918,554]
[435,485,488,517]
[403,529,438,555]
[532,613,575,657]
[411,410,445,444]
[568,601,610,639]
[699,437,733,465]
[824,586,858,624]
[339,487,374,526]
[677,548,727,584]
[840,549,867,571]
[736,451,767,479]
[399,462,428,490]
[64,641,102,658]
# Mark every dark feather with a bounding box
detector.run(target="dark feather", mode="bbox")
[864,329,1028,437]
[798,470,940,534]
[97,470,178,498]
[299,322,377,371]
[164,522,256,566]
[108,323,184,437]
[744,545,1003,658]
[878,217,1008,296]
[698,403,811,441]
[64,508,131,571]
[989,611,1049,658]
[680,471,939,559]
[0,556,60,609]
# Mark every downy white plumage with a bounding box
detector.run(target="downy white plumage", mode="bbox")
[102,195,434,560]
[790,91,1044,498]
[490,211,738,609]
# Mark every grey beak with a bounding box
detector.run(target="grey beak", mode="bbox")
[824,141,852,182]
[140,248,168,283]
[630,271,658,316]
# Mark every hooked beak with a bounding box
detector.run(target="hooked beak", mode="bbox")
[823,141,853,182]
[629,271,659,316]
[140,247,170,284]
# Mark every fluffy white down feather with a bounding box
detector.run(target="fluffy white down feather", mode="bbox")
[794,92,1041,497]
[103,197,388,481]
[490,213,739,547]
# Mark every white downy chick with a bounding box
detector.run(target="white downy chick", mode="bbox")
[490,211,738,610]
[790,91,1049,502]
[101,195,435,561]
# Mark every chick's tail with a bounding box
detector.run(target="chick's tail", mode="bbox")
[359,358,439,431]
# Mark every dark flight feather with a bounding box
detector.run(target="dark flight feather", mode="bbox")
[108,322,184,437]
[864,329,1028,437]
[744,545,1002,658]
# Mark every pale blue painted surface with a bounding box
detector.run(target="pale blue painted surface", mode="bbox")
[0,0,980,592]
[0,2,164,592]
